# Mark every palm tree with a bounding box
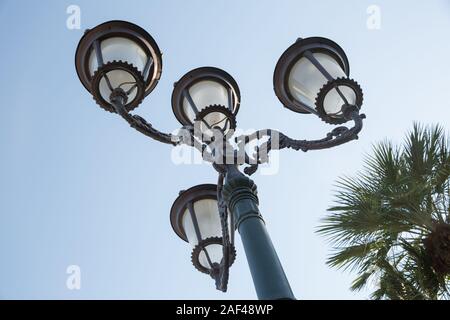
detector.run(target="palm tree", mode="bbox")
[318,124,450,299]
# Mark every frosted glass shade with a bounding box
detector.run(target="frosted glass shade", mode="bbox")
[88,37,148,75]
[98,69,138,102]
[288,53,346,108]
[75,21,163,112]
[198,111,233,136]
[199,243,223,269]
[183,199,221,245]
[323,85,357,116]
[182,80,231,122]
[182,199,229,268]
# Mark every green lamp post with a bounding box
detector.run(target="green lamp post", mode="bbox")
[75,20,365,299]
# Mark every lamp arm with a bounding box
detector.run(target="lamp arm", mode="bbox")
[109,91,179,146]
[108,89,221,161]
[120,111,178,145]
[237,111,366,175]
[277,111,366,151]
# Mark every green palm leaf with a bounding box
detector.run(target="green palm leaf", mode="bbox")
[318,123,450,299]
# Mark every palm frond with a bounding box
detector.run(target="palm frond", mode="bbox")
[319,123,450,300]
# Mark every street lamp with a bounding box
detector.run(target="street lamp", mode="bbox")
[170,184,236,291]
[273,37,363,124]
[172,67,240,138]
[75,20,162,112]
[75,20,366,300]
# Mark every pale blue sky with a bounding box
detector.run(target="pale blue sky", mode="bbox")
[1,0,450,299]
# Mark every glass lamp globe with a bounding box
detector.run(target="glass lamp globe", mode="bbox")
[274,37,363,124]
[170,184,234,274]
[183,198,224,268]
[287,52,349,111]
[172,67,240,135]
[75,20,162,112]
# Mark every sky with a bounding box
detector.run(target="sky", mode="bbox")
[1,0,450,300]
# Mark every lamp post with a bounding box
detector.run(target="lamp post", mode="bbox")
[75,20,366,300]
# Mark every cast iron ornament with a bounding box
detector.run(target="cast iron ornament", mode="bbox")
[77,24,367,293]
[103,77,365,292]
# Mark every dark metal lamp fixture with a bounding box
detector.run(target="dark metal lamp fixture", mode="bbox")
[170,184,235,291]
[75,20,366,299]
[273,37,363,124]
[171,67,240,140]
[75,20,162,112]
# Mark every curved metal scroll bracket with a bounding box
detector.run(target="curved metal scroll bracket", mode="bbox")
[109,88,179,146]
[239,111,366,175]
[216,173,231,292]
[215,173,232,292]
[278,111,365,151]
[109,87,365,177]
